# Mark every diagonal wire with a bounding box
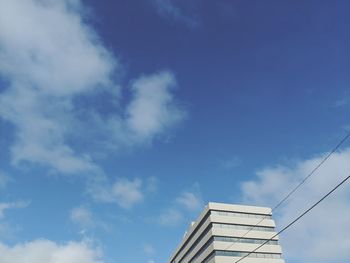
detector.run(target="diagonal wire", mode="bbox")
[233,174,350,263]
[222,130,350,251]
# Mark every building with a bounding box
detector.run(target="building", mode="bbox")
[167,202,285,263]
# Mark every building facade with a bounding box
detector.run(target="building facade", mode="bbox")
[168,202,285,263]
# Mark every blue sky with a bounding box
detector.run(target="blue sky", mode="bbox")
[0,1,350,263]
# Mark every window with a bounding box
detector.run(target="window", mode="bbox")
[212,223,275,232]
[211,210,272,220]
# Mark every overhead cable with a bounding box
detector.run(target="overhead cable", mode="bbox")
[223,130,350,252]
[233,173,350,263]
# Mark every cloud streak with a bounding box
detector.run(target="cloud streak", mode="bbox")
[0,201,30,219]
[88,177,159,209]
[150,0,199,27]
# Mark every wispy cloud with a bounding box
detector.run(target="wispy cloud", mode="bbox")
[159,208,183,226]
[145,176,159,193]
[111,178,144,209]
[0,172,10,189]
[88,177,158,209]
[150,0,199,28]
[175,191,203,212]
[70,205,110,235]
[0,222,17,240]
[158,183,203,226]
[220,156,242,169]
[143,244,156,255]
[70,206,94,229]
[333,97,349,108]
[241,148,350,263]
[0,239,105,263]
[0,201,30,219]
[0,200,28,240]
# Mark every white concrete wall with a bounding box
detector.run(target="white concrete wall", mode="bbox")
[167,202,285,263]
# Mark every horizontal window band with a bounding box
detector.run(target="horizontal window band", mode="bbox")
[212,222,275,232]
[211,210,272,219]
[215,250,282,259]
[202,250,282,263]
[188,235,280,263]
[214,236,279,245]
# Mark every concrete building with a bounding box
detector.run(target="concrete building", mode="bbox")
[167,202,285,263]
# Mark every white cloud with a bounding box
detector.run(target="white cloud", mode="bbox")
[89,177,146,209]
[175,191,203,212]
[0,0,185,178]
[0,201,30,219]
[159,208,183,226]
[126,71,185,142]
[0,239,104,263]
[0,0,114,96]
[241,148,350,263]
[70,205,110,233]
[0,0,113,174]
[112,178,144,208]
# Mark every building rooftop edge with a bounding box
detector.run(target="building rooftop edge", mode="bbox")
[208,202,272,213]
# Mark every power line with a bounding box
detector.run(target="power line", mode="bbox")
[222,130,350,251]
[233,173,350,263]
[272,130,350,212]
